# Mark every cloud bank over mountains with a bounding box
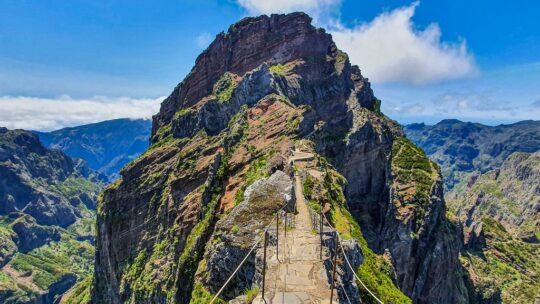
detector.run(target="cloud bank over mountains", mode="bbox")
[0,95,162,131]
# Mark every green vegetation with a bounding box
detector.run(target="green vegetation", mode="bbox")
[119,108,252,303]
[0,271,36,304]
[245,156,268,185]
[10,236,94,290]
[304,156,412,304]
[334,50,348,74]
[189,283,226,304]
[234,187,245,207]
[336,50,348,64]
[243,286,260,303]
[153,123,172,143]
[269,63,289,75]
[174,107,194,120]
[462,220,540,303]
[0,221,94,303]
[303,174,314,198]
[286,113,302,132]
[63,277,92,304]
[235,154,270,206]
[0,222,17,265]
[392,137,439,227]
[331,206,411,304]
[49,176,101,198]
[481,218,511,241]
[213,72,238,103]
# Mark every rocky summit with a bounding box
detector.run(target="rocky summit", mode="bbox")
[92,13,472,304]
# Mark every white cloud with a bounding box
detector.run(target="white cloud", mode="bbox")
[236,0,340,23]
[381,89,540,124]
[195,32,213,49]
[235,1,477,85]
[0,95,163,131]
[330,2,477,84]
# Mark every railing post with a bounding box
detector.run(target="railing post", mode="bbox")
[262,230,268,301]
[284,212,287,237]
[330,231,338,303]
[276,212,279,258]
[320,204,323,260]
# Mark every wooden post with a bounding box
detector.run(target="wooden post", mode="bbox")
[276,212,279,258]
[320,204,323,260]
[330,231,338,303]
[262,230,268,301]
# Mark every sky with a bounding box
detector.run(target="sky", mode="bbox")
[1,0,539,130]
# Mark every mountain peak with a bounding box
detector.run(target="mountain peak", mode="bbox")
[153,12,334,132]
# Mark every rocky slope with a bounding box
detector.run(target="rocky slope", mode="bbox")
[0,127,102,303]
[404,119,540,190]
[92,13,472,304]
[38,118,152,181]
[446,151,540,303]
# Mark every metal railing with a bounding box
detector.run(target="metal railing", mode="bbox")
[209,200,293,304]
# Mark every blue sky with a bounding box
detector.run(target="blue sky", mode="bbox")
[1,0,539,130]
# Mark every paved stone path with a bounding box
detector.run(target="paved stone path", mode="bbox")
[254,151,338,304]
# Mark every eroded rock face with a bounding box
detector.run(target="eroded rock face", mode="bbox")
[200,171,292,298]
[152,12,333,134]
[93,12,471,304]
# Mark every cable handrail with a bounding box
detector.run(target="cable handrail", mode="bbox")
[321,211,384,304]
[209,231,265,304]
[320,225,353,304]
[209,197,292,304]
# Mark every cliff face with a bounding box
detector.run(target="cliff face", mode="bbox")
[447,151,540,303]
[93,13,471,304]
[0,128,101,304]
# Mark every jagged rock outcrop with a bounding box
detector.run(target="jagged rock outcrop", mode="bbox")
[93,13,471,304]
[200,171,293,298]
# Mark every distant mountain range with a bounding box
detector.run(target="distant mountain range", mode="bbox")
[0,119,152,303]
[404,119,540,189]
[448,151,540,303]
[405,119,540,303]
[0,127,102,303]
[37,119,152,181]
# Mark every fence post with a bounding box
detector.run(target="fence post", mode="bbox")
[262,230,268,301]
[330,231,338,303]
[276,212,279,258]
[284,212,287,237]
[320,204,323,260]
